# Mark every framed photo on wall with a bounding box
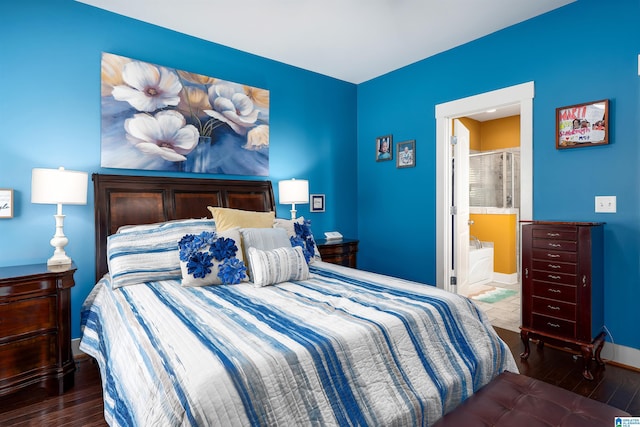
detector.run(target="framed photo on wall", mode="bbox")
[396,140,415,168]
[556,99,609,149]
[376,135,393,161]
[310,194,325,212]
[0,189,14,218]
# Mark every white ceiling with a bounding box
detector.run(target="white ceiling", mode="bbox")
[78,0,574,84]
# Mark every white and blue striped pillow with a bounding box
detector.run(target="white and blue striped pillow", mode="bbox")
[247,246,309,287]
[107,219,216,288]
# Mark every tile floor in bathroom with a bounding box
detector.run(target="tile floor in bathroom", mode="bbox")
[458,280,521,333]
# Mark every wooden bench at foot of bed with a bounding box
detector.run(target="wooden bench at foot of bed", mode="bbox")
[433,371,629,427]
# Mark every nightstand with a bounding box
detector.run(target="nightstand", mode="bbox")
[316,238,359,268]
[0,263,76,398]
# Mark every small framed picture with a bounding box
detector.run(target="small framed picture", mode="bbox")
[310,194,325,212]
[396,140,415,168]
[0,189,14,218]
[376,135,393,161]
[556,99,609,149]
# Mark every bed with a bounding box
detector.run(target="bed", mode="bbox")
[80,173,517,426]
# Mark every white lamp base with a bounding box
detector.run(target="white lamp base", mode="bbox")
[47,213,72,266]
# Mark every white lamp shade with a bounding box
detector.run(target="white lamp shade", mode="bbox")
[278,179,309,204]
[31,167,88,205]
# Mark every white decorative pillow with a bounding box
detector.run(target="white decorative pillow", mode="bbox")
[240,227,292,251]
[247,246,309,287]
[273,216,321,263]
[179,228,248,287]
[107,219,217,289]
[240,227,292,280]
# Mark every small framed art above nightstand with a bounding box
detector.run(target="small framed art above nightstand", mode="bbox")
[316,238,359,268]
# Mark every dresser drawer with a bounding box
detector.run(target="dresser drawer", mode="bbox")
[531,270,576,286]
[532,239,577,252]
[0,334,57,380]
[532,296,576,321]
[532,228,577,241]
[0,263,76,397]
[532,248,577,264]
[0,296,56,340]
[532,259,576,275]
[532,281,577,303]
[532,314,576,338]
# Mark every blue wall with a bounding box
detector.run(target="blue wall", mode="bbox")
[357,0,640,350]
[0,0,357,338]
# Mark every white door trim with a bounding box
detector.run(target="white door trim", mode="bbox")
[435,81,534,289]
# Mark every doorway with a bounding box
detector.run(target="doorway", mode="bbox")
[435,82,534,330]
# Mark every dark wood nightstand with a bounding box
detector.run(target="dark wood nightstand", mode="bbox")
[0,263,76,399]
[316,238,359,268]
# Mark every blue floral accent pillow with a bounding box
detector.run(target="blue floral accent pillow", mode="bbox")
[273,217,321,264]
[178,228,248,287]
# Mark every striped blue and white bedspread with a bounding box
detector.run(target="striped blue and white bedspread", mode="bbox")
[80,261,517,426]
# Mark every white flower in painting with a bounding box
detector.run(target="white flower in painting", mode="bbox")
[112,61,182,112]
[124,110,199,162]
[245,125,269,150]
[203,83,259,135]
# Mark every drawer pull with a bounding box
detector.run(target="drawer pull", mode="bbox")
[547,233,560,237]
[546,254,560,258]
[548,288,561,293]
[548,264,561,269]
[547,322,561,328]
[583,275,587,287]
[547,305,560,310]
[548,243,561,248]
[525,268,529,279]
[548,274,561,280]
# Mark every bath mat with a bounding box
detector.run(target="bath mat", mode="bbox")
[471,287,517,304]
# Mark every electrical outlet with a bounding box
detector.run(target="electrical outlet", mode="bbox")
[595,196,616,213]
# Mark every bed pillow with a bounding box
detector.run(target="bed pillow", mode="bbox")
[273,216,321,264]
[179,228,248,287]
[107,219,217,288]
[239,227,292,280]
[240,227,292,251]
[247,246,309,287]
[116,218,213,234]
[207,207,275,232]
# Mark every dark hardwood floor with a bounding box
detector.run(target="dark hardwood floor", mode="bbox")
[1,327,638,425]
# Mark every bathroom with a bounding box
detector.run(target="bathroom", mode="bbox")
[459,115,521,332]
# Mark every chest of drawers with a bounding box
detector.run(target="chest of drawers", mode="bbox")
[0,263,76,398]
[520,222,605,380]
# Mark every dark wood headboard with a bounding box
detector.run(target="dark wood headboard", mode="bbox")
[93,174,275,282]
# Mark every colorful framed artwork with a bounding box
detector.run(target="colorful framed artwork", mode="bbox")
[0,189,14,218]
[100,52,270,175]
[376,135,393,161]
[556,99,608,149]
[310,194,325,213]
[396,140,415,168]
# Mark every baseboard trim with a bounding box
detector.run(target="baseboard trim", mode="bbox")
[492,272,518,285]
[71,338,88,360]
[601,341,640,371]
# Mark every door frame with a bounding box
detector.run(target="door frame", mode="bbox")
[435,81,534,291]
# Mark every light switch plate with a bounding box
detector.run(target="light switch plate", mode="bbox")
[595,196,616,213]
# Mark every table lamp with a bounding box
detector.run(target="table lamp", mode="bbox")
[31,167,88,266]
[278,179,309,219]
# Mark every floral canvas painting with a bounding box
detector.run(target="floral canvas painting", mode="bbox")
[100,52,269,175]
